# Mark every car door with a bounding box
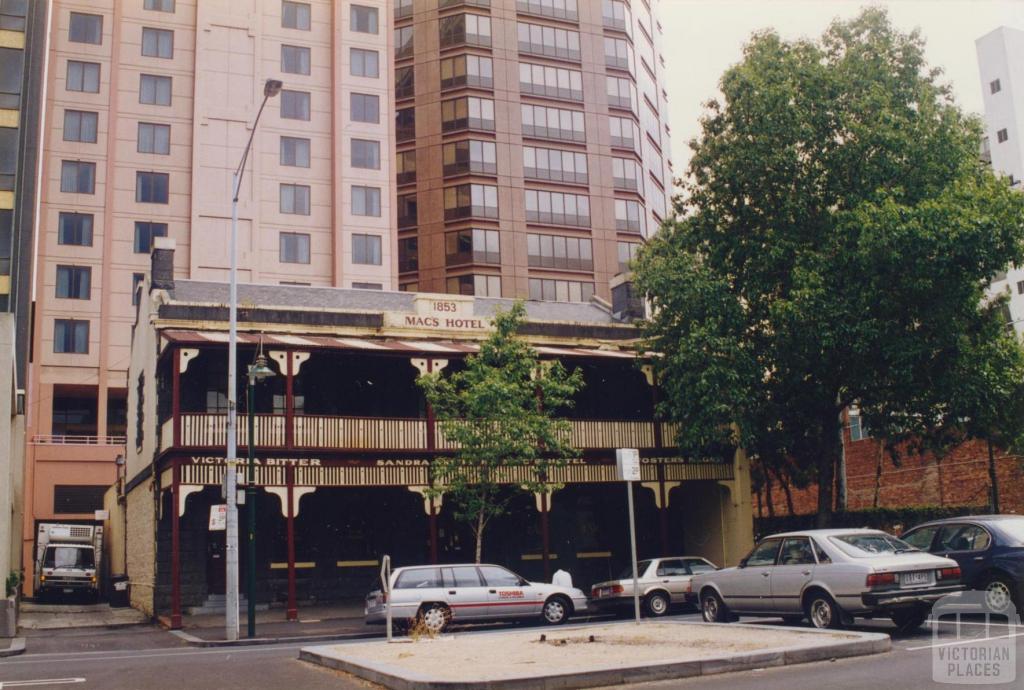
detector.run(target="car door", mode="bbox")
[440,565,488,620]
[654,558,690,603]
[392,567,444,616]
[478,565,542,618]
[725,538,781,612]
[770,537,817,613]
[933,523,993,585]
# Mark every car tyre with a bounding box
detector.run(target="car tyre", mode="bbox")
[890,607,928,634]
[541,596,571,625]
[645,591,670,618]
[982,574,1017,615]
[417,604,450,634]
[701,590,731,623]
[804,591,844,630]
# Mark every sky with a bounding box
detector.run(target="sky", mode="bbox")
[659,0,1024,177]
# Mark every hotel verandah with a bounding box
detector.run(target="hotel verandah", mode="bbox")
[119,241,753,626]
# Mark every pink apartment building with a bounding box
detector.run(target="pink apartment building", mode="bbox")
[24,0,395,592]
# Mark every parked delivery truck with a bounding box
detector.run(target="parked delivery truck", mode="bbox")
[34,523,103,601]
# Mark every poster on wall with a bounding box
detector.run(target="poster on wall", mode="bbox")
[208,504,227,531]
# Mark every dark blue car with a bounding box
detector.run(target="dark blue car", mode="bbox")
[901,515,1024,614]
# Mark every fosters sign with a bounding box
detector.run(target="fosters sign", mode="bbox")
[383,295,492,332]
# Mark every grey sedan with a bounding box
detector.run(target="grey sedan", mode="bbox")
[691,529,964,631]
[365,563,589,633]
[590,556,717,616]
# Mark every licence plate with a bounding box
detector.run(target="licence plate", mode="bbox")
[599,587,611,597]
[901,571,933,587]
[63,588,74,593]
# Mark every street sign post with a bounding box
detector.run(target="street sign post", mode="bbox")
[616,448,642,624]
[381,555,393,642]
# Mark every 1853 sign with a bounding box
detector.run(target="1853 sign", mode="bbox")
[384,295,491,332]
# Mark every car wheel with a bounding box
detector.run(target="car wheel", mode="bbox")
[541,596,571,625]
[701,590,730,623]
[417,604,450,634]
[982,574,1017,615]
[805,592,844,630]
[645,591,670,617]
[890,607,928,634]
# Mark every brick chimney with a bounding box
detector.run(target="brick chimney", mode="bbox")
[610,273,644,322]
[150,237,176,291]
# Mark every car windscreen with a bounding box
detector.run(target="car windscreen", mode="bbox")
[43,546,95,569]
[994,518,1024,546]
[617,560,651,579]
[829,533,917,557]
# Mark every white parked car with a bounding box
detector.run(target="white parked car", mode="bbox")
[590,556,717,616]
[690,529,964,631]
[365,563,589,633]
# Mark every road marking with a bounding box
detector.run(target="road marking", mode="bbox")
[905,630,1024,651]
[1,643,309,666]
[0,679,86,688]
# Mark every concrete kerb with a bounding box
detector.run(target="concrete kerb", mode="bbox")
[298,621,893,690]
[0,637,26,657]
[169,628,382,648]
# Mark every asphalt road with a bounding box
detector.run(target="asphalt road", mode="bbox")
[2,612,1021,689]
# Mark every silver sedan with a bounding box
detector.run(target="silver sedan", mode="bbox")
[365,563,589,633]
[691,529,964,631]
[590,556,717,616]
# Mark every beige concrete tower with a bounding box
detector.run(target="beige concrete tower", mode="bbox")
[24,0,395,592]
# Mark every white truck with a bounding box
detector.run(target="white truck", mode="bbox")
[35,523,103,602]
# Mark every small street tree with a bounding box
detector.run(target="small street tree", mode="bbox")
[418,303,583,562]
[635,8,1024,526]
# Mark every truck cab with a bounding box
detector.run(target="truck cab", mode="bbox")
[35,524,103,602]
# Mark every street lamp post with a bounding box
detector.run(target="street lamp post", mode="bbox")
[225,78,282,642]
[246,346,276,638]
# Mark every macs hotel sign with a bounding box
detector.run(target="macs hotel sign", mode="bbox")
[383,295,492,332]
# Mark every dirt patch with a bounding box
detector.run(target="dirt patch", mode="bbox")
[317,622,860,683]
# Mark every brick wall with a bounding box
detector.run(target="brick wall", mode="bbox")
[755,432,1024,517]
[126,478,156,616]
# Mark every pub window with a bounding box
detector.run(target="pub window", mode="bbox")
[615,198,643,233]
[52,386,97,435]
[351,139,380,169]
[396,149,416,185]
[524,189,590,227]
[520,104,584,142]
[396,107,416,142]
[350,48,379,78]
[395,66,414,100]
[607,76,637,112]
[516,21,580,60]
[395,25,413,59]
[612,157,642,192]
[617,241,641,273]
[518,62,583,101]
[604,37,634,73]
[523,145,587,184]
[350,4,378,33]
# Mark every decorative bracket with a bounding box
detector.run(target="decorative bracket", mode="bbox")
[410,358,449,378]
[179,348,199,374]
[640,364,655,387]
[408,486,443,515]
[179,484,204,517]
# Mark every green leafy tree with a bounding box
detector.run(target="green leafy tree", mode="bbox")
[418,303,583,562]
[635,8,1024,526]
